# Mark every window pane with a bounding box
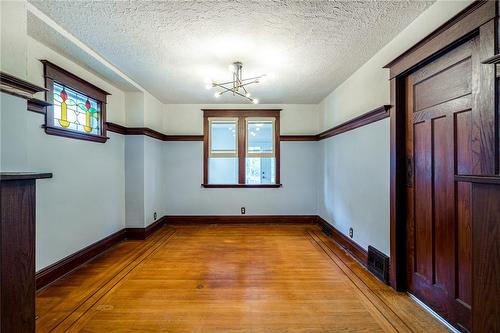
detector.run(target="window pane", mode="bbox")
[247,120,273,154]
[211,120,237,153]
[245,157,276,184]
[52,82,101,135]
[209,157,238,184]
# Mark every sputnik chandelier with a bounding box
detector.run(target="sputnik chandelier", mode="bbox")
[205,62,268,104]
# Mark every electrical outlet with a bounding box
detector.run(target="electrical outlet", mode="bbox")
[154,212,157,220]
[349,227,353,238]
[241,207,246,215]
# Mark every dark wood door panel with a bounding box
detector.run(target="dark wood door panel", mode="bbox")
[406,35,481,332]
[414,58,472,112]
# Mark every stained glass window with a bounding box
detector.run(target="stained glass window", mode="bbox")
[52,82,101,135]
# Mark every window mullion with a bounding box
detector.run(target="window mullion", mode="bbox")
[238,116,246,184]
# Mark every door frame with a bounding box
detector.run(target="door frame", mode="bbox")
[385,0,498,291]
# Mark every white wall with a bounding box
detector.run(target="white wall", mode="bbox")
[163,141,319,215]
[317,0,473,255]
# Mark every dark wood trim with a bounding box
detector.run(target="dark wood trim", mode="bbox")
[125,216,167,240]
[455,175,500,184]
[44,125,109,143]
[27,98,51,114]
[41,60,110,100]
[317,105,391,141]
[104,122,128,135]
[280,135,318,141]
[164,215,318,225]
[164,135,204,141]
[387,0,498,291]
[1,174,51,332]
[317,216,369,266]
[384,1,495,78]
[203,109,281,186]
[35,229,125,290]
[481,53,500,64]
[42,60,109,143]
[0,172,52,181]
[0,71,47,95]
[105,122,204,141]
[106,103,390,144]
[201,184,282,188]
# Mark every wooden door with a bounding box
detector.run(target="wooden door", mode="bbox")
[405,36,486,332]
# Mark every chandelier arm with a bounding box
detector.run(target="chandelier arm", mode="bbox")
[213,83,253,101]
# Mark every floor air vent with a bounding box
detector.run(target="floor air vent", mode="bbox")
[367,246,389,284]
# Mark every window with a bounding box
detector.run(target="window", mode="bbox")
[203,109,281,187]
[42,60,109,142]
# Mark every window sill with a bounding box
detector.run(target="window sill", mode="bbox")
[44,125,109,143]
[201,184,282,188]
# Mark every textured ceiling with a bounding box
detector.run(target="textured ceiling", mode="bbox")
[29,0,433,104]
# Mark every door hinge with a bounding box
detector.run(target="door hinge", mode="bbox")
[406,157,414,187]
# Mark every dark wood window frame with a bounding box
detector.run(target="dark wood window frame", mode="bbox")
[42,60,110,143]
[202,109,282,188]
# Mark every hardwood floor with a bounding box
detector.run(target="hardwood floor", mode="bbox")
[36,224,448,332]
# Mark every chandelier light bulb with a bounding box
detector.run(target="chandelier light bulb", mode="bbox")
[207,62,265,103]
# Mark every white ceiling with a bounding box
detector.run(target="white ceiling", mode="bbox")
[28,1,433,104]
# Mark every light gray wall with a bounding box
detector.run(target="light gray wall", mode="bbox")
[1,95,125,271]
[163,141,319,215]
[318,119,390,254]
[125,136,145,228]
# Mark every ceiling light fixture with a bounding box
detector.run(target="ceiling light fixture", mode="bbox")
[206,62,267,103]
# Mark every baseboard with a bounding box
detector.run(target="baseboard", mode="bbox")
[316,216,368,266]
[35,229,126,290]
[164,215,318,224]
[125,216,166,240]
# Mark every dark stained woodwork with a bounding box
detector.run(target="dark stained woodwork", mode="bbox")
[0,71,47,96]
[202,109,281,186]
[471,182,500,333]
[389,77,407,291]
[164,215,318,225]
[36,229,126,290]
[124,216,167,240]
[404,37,479,331]
[317,216,369,267]
[0,71,51,114]
[387,4,499,326]
[27,97,51,114]
[279,135,317,141]
[35,224,449,332]
[41,60,110,101]
[44,125,109,143]
[316,105,390,141]
[105,122,204,141]
[201,183,282,188]
[106,104,391,144]
[1,172,52,333]
[42,60,109,143]
[384,1,496,78]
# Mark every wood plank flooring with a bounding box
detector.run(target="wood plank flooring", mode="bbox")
[36,224,449,332]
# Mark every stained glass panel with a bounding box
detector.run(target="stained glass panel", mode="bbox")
[52,82,101,135]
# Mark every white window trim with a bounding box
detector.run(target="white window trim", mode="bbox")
[208,117,238,158]
[246,117,275,158]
